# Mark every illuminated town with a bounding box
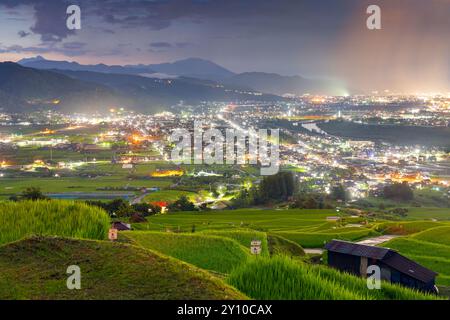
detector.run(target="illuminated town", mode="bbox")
[1,93,449,207]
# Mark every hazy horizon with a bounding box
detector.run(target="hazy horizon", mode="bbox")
[0,0,449,93]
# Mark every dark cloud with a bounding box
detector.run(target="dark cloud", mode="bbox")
[62,41,86,50]
[150,42,172,48]
[18,30,31,38]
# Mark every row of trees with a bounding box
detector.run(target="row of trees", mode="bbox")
[86,199,161,218]
[232,172,350,209]
[232,172,296,207]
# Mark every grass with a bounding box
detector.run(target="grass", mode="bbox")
[0,236,246,300]
[382,237,450,286]
[273,229,379,248]
[375,221,446,235]
[0,176,173,199]
[404,207,450,221]
[136,208,336,233]
[201,230,270,256]
[267,234,305,258]
[228,256,439,300]
[121,231,250,274]
[412,226,450,246]
[0,200,110,245]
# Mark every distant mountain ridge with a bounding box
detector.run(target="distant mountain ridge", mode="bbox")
[224,72,343,96]
[0,62,281,113]
[18,56,344,95]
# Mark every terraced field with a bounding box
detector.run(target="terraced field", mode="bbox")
[122,231,250,273]
[0,237,246,300]
[383,225,450,286]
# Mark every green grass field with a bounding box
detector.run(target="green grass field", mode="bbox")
[228,256,438,300]
[0,237,246,300]
[412,226,450,245]
[0,176,173,199]
[0,199,448,300]
[122,231,250,273]
[0,200,110,245]
[273,229,379,248]
[383,237,450,286]
[200,230,270,256]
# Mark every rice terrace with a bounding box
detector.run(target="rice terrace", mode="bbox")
[0,200,449,300]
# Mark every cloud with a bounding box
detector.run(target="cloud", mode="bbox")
[18,30,31,38]
[150,42,172,48]
[0,42,88,57]
[1,0,76,42]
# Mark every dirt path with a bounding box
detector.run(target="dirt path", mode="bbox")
[356,235,400,246]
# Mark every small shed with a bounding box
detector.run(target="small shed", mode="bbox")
[112,221,131,231]
[325,239,438,293]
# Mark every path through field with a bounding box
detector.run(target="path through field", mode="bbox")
[356,235,400,246]
[304,235,401,255]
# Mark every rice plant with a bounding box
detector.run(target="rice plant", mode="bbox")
[122,231,249,273]
[228,256,438,300]
[0,200,110,245]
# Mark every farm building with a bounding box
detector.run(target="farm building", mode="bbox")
[325,240,438,293]
[112,221,131,231]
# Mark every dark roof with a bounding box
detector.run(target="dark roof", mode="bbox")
[382,251,438,283]
[112,221,131,231]
[325,240,390,260]
[325,240,438,283]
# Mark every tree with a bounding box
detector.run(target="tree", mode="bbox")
[331,184,347,202]
[258,172,295,203]
[168,195,197,212]
[383,182,414,201]
[132,203,161,216]
[20,187,48,201]
[106,198,133,217]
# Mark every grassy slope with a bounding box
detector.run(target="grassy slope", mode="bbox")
[267,234,305,257]
[0,200,110,245]
[228,256,439,300]
[273,228,379,248]
[201,230,270,256]
[382,237,450,286]
[122,231,249,274]
[0,237,246,300]
[412,226,450,246]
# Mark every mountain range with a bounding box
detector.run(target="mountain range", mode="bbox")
[0,62,280,113]
[18,56,343,96]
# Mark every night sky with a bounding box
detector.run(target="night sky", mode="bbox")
[0,0,449,92]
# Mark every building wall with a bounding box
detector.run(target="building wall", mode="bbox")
[327,251,361,276]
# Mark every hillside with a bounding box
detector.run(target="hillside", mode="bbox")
[122,231,250,273]
[0,62,281,113]
[0,62,120,113]
[0,237,247,300]
[55,69,282,111]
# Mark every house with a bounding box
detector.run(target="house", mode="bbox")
[325,239,438,293]
[112,221,131,231]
